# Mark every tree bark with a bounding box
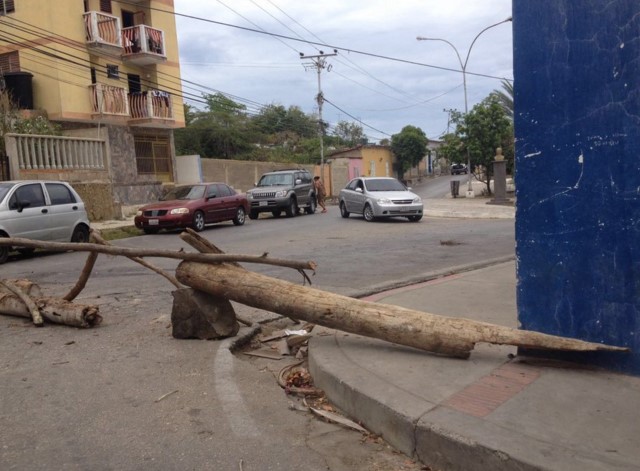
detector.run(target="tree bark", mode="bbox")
[175,261,629,359]
[0,280,102,328]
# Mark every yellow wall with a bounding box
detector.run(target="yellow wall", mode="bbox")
[0,0,184,126]
[359,147,395,177]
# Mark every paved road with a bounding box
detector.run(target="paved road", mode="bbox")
[0,177,515,470]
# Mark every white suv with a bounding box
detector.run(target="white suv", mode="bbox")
[0,180,90,264]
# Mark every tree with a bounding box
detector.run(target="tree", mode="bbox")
[390,125,428,177]
[439,95,513,195]
[332,120,367,147]
[491,79,513,121]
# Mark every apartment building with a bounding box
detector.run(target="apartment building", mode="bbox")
[0,0,186,212]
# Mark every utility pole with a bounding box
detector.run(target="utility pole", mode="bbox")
[300,50,337,182]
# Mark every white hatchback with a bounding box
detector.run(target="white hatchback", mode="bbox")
[0,180,90,264]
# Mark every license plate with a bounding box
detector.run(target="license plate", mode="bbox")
[399,207,410,212]
[259,201,268,206]
[149,219,159,225]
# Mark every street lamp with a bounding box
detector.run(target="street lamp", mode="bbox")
[417,16,512,197]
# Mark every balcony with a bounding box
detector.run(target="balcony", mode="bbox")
[83,11,122,55]
[122,25,167,65]
[89,83,130,123]
[128,90,174,126]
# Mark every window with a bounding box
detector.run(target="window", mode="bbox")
[0,51,19,74]
[134,134,173,182]
[206,185,217,199]
[216,184,232,197]
[128,73,141,94]
[45,183,76,205]
[10,184,46,209]
[1,0,15,15]
[100,0,112,14]
[106,64,119,79]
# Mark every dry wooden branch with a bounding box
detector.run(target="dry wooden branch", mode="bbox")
[0,237,316,271]
[91,230,182,289]
[0,281,102,327]
[175,261,630,359]
[0,280,43,326]
[63,232,100,302]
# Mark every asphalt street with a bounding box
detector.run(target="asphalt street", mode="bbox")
[0,176,516,470]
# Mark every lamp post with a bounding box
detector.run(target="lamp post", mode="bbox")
[417,16,512,197]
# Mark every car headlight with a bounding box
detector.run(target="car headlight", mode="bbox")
[377,198,392,204]
[136,210,142,216]
[169,208,190,215]
[246,192,253,199]
[413,196,422,203]
[275,190,287,198]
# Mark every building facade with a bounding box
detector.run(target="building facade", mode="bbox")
[0,0,185,215]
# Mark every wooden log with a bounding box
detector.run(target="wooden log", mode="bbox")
[175,261,630,359]
[0,280,102,328]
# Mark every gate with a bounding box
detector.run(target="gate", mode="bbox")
[0,152,9,180]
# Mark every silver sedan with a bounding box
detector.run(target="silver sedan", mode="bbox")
[338,177,423,222]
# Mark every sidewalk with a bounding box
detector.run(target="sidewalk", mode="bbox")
[308,261,640,471]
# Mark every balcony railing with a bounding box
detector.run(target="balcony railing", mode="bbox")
[122,25,166,65]
[129,90,174,122]
[89,83,130,117]
[6,134,106,172]
[83,11,122,49]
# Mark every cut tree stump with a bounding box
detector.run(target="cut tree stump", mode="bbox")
[175,261,630,359]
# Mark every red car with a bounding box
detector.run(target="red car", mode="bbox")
[134,183,248,234]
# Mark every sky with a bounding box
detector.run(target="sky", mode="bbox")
[172,0,513,143]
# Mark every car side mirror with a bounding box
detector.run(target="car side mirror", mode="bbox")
[355,187,363,193]
[295,179,302,185]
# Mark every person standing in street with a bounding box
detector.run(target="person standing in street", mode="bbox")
[314,176,327,213]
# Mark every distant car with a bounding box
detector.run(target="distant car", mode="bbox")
[134,183,248,234]
[245,168,316,219]
[451,163,468,175]
[338,177,423,222]
[0,180,90,264]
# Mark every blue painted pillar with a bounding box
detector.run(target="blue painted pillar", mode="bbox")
[514,1,640,374]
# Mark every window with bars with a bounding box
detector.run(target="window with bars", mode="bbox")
[0,51,20,74]
[100,0,112,14]
[1,0,15,15]
[134,135,173,181]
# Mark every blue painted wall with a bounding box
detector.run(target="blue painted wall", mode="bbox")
[514,1,640,374]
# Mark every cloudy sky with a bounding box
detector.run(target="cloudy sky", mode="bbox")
[172,0,513,143]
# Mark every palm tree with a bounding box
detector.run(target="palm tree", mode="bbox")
[491,79,513,121]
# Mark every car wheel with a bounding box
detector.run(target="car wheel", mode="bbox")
[363,204,375,222]
[408,215,423,222]
[272,210,281,218]
[192,211,205,232]
[285,198,298,217]
[143,227,160,234]
[340,201,350,218]
[249,210,259,220]
[305,198,316,214]
[71,225,90,243]
[233,207,246,226]
[0,235,9,264]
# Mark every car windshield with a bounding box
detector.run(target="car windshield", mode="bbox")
[257,174,293,187]
[364,179,407,192]
[160,185,205,201]
[0,183,16,203]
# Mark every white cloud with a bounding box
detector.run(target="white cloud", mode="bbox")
[173,0,513,142]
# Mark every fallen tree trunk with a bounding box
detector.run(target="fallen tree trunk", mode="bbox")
[175,261,629,359]
[0,280,102,328]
